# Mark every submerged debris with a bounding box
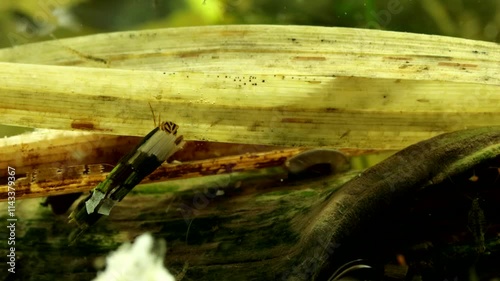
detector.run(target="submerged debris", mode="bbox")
[92,233,174,281]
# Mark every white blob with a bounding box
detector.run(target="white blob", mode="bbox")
[93,233,175,281]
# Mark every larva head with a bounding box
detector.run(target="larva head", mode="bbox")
[159,121,179,135]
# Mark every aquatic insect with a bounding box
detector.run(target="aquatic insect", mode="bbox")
[68,120,184,242]
[468,170,479,182]
[467,197,487,254]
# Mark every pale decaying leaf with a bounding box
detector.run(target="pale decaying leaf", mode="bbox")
[0,25,498,149]
[0,26,498,200]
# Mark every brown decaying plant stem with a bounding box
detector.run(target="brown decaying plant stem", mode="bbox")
[0,129,383,201]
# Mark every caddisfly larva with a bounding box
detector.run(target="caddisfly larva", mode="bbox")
[68,105,184,243]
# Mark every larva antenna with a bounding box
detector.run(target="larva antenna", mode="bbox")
[148,102,158,127]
